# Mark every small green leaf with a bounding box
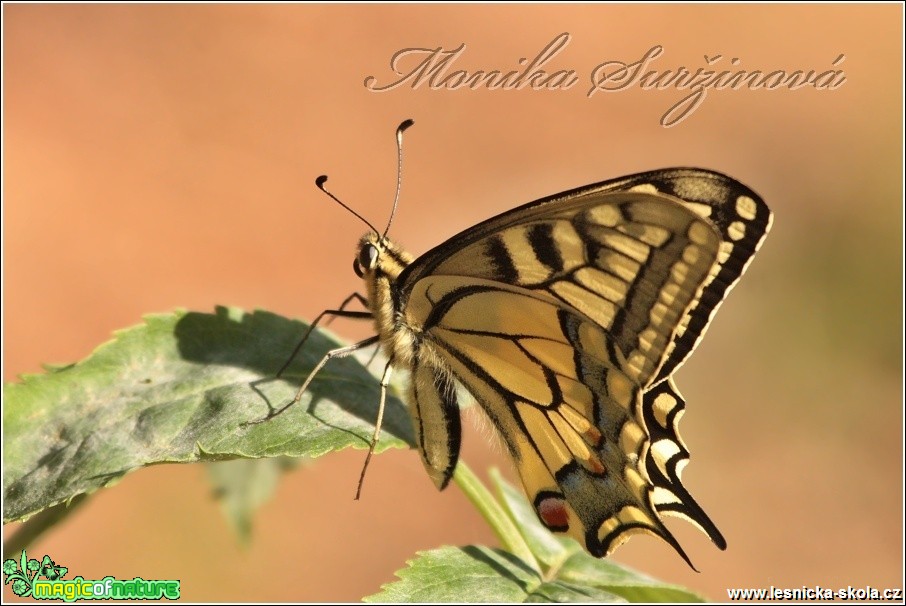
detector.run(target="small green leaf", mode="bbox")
[367,472,704,602]
[206,457,303,543]
[551,551,704,602]
[3,306,413,524]
[365,545,630,603]
[365,546,542,603]
[524,580,627,602]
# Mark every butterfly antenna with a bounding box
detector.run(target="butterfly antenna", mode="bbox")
[381,118,414,239]
[316,175,380,235]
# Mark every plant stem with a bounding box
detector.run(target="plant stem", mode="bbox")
[452,462,540,571]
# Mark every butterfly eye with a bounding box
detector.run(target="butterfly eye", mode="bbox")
[358,243,379,271]
[353,258,364,278]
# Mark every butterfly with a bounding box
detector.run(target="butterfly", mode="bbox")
[273,120,772,567]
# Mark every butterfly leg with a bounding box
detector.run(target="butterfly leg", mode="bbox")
[276,294,372,378]
[355,358,394,500]
[319,292,383,371]
[245,335,381,425]
[322,292,369,328]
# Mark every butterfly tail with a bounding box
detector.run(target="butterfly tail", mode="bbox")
[643,377,727,550]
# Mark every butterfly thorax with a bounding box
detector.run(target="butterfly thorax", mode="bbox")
[355,233,416,364]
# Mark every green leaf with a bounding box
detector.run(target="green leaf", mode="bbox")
[206,457,303,544]
[365,545,629,603]
[367,472,704,603]
[3,306,413,524]
[365,546,542,603]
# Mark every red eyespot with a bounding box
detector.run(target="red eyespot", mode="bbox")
[536,493,569,531]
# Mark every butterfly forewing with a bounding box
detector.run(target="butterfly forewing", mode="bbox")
[611,169,773,383]
[403,191,722,389]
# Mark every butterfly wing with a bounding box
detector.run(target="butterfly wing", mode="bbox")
[643,376,725,549]
[599,169,773,383]
[405,277,706,562]
[590,169,770,549]
[402,168,773,384]
[396,181,739,561]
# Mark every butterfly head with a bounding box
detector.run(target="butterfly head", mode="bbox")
[352,233,413,342]
[320,119,416,284]
[353,232,412,281]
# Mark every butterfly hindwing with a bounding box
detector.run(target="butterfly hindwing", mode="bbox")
[409,349,461,490]
[409,277,673,556]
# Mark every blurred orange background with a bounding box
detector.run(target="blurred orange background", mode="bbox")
[4,4,902,601]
